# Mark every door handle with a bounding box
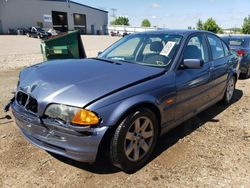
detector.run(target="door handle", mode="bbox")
[209,67,214,71]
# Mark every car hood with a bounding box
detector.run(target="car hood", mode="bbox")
[18,58,164,110]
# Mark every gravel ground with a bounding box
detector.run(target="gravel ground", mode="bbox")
[0,35,119,70]
[0,36,249,188]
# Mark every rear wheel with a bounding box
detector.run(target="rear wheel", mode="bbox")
[110,108,158,172]
[222,76,236,105]
[242,65,250,79]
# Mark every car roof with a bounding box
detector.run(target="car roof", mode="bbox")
[134,29,214,36]
[220,35,250,39]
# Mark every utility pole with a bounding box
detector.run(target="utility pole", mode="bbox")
[66,0,70,8]
[110,8,117,23]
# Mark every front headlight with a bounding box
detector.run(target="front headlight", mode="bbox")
[44,104,100,126]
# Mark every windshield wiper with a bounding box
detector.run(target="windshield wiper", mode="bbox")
[116,59,135,64]
[90,58,121,65]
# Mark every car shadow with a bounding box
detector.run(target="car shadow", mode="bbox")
[50,89,243,174]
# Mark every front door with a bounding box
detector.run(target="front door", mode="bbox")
[175,34,212,120]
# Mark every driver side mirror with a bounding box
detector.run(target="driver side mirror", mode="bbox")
[97,51,102,56]
[182,59,204,69]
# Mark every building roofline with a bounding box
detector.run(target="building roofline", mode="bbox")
[42,0,108,13]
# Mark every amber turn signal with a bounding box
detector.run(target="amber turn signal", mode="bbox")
[71,109,99,126]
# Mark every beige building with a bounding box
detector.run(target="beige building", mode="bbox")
[0,0,108,34]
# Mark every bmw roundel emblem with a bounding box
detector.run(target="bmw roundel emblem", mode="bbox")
[25,86,31,94]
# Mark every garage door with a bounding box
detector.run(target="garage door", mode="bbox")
[74,13,86,34]
[52,11,68,32]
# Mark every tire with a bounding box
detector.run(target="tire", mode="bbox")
[110,108,158,172]
[221,76,236,105]
[242,65,250,79]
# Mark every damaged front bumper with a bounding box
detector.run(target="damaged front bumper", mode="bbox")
[10,101,108,163]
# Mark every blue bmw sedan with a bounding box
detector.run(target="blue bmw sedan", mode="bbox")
[9,30,239,172]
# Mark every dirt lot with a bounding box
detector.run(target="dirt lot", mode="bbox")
[0,35,119,70]
[0,36,249,188]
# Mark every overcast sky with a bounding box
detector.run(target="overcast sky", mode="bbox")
[75,0,250,29]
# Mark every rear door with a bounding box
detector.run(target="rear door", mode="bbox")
[207,34,231,100]
[175,34,212,120]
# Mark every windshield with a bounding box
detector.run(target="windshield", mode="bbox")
[98,33,182,68]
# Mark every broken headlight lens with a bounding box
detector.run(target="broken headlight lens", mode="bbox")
[44,104,99,126]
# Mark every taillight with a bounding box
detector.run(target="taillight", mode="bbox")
[237,50,246,56]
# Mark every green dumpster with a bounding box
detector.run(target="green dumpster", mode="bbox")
[40,31,86,61]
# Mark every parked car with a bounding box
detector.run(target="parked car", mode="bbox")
[26,27,51,39]
[110,30,118,37]
[221,35,250,78]
[7,30,239,172]
[17,28,27,35]
[46,28,59,36]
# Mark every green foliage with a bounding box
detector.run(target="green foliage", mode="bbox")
[242,15,250,34]
[111,16,130,26]
[196,19,203,30]
[197,18,222,33]
[141,19,151,27]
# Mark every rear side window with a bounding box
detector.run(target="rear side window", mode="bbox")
[208,35,225,60]
[222,42,230,56]
[228,39,244,46]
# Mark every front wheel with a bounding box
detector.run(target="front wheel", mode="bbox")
[110,108,158,172]
[222,76,236,105]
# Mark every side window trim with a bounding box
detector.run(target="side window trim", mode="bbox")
[201,33,210,63]
[221,40,231,57]
[204,34,213,61]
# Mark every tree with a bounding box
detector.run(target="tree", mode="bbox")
[202,18,222,33]
[141,19,151,27]
[196,19,203,30]
[111,16,130,26]
[242,15,250,34]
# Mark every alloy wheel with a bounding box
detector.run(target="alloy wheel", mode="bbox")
[124,116,154,162]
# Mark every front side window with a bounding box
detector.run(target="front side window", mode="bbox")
[99,33,183,68]
[183,35,209,62]
[208,35,225,60]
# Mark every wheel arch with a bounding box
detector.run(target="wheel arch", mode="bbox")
[96,101,162,163]
[116,102,161,131]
